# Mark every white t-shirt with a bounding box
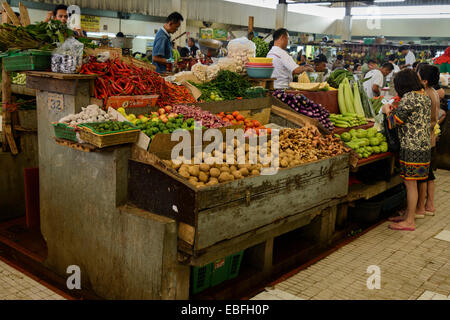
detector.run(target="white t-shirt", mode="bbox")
[386,63,400,82]
[267,46,298,89]
[363,69,384,99]
[405,51,416,68]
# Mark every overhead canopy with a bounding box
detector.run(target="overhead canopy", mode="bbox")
[29,0,173,16]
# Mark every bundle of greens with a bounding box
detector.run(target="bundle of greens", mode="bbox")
[252,37,269,58]
[0,20,74,50]
[191,70,252,101]
[327,69,354,89]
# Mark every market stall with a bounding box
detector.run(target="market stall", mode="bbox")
[0,15,407,300]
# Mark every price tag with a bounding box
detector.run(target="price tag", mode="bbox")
[48,93,64,113]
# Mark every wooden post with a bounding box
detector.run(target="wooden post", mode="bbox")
[1,9,18,154]
[19,2,31,26]
[2,2,21,26]
[248,16,254,33]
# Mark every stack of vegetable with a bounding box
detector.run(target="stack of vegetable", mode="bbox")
[370,96,385,114]
[58,105,114,126]
[190,70,252,102]
[135,114,199,140]
[84,121,135,133]
[166,139,268,188]
[80,57,196,107]
[278,126,350,167]
[252,37,270,58]
[0,20,73,50]
[329,113,368,128]
[11,73,26,85]
[172,105,231,128]
[272,90,334,131]
[327,69,354,89]
[336,127,388,159]
[216,111,271,135]
[338,78,375,119]
[117,106,179,126]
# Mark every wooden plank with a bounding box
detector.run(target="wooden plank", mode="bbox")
[18,2,30,26]
[271,105,317,128]
[346,174,403,202]
[4,124,18,154]
[2,2,21,26]
[196,153,349,211]
[2,8,10,23]
[25,71,97,80]
[178,222,195,246]
[184,199,340,266]
[11,84,36,97]
[54,138,97,152]
[195,166,349,250]
[26,75,79,95]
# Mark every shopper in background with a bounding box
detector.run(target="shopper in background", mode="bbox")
[152,12,184,73]
[314,54,331,81]
[399,45,416,69]
[267,28,313,89]
[386,54,401,83]
[354,64,362,72]
[416,64,441,218]
[332,55,344,70]
[363,62,394,98]
[44,4,85,36]
[384,69,431,231]
[187,37,199,57]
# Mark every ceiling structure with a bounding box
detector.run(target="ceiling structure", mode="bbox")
[287,0,450,7]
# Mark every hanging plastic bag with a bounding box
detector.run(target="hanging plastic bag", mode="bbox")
[227,37,256,74]
[51,37,84,74]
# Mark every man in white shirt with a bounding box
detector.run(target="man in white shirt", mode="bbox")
[363,62,394,99]
[399,46,416,69]
[267,28,313,89]
[386,55,400,83]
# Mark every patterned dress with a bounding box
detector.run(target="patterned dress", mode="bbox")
[387,90,431,181]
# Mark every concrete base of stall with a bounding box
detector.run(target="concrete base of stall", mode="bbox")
[0,109,38,221]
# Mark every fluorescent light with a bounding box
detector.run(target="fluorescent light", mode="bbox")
[374,0,405,3]
[135,36,155,40]
[353,14,450,19]
[316,2,332,5]
[86,32,116,38]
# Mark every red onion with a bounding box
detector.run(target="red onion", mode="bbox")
[172,105,231,129]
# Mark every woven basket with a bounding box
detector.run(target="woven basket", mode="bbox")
[78,123,140,148]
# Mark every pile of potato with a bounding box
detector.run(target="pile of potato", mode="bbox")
[164,138,277,188]
[163,126,350,188]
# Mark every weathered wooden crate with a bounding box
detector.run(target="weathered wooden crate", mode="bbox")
[128,152,350,253]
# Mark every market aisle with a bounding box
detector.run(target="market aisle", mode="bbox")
[252,169,450,300]
[0,259,66,300]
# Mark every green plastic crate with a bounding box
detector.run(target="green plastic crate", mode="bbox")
[210,257,229,287]
[191,250,244,295]
[53,123,78,142]
[227,250,244,280]
[191,264,212,295]
[2,50,52,72]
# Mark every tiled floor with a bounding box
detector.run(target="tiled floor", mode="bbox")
[253,169,450,300]
[0,259,66,300]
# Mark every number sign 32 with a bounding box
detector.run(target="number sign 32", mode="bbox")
[48,93,64,112]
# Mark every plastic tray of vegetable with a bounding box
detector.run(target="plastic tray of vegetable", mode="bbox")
[78,121,140,148]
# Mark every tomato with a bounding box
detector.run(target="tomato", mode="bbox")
[237,121,244,125]
[218,112,225,117]
[223,117,230,122]
[232,111,239,118]
[252,120,261,127]
[231,120,238,125]
[236,115,245,121]
[226,114,234,120]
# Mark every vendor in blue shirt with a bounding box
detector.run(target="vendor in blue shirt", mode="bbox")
[152,12,184,74]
